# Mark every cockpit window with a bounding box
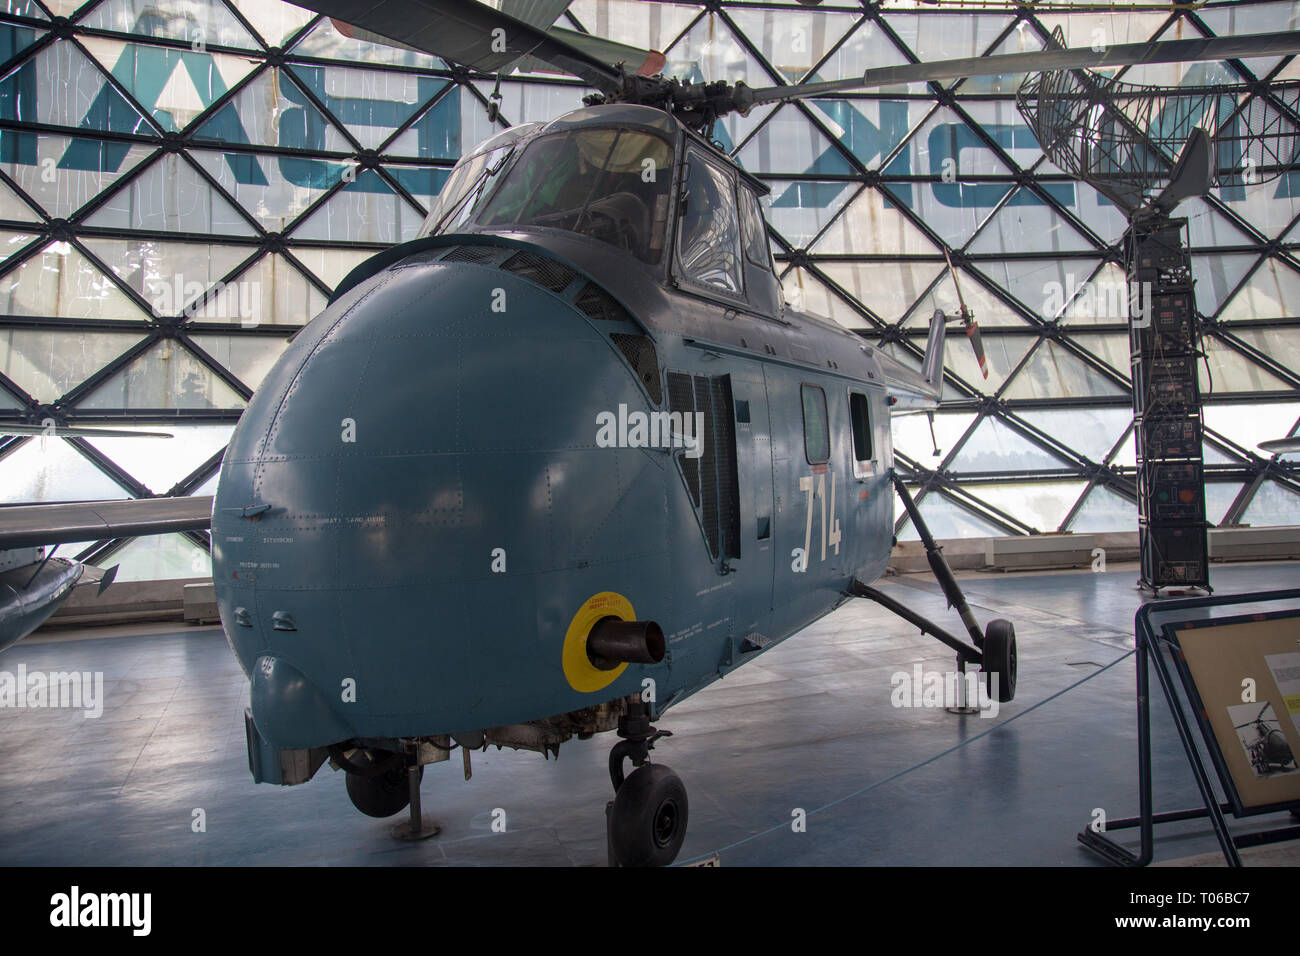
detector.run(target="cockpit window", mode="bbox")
[476,128,675,264]
[418,142,516,238]
[677,153,743,296]
[739,187,772,270]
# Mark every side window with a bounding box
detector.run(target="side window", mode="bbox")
[801,384,829,464]
[849,391,874,475]
[677,153,743,295]
[739,187,771,269]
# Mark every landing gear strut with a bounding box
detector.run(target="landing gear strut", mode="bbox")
[605,695,688,867]
[851,476,1018,704]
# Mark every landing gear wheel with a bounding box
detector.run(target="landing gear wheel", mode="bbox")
[345,756,424,818]
[1251,749,1269,776]
[982,619,1017,703]
[609,764,688,867]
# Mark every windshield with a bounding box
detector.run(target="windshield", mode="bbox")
[475,128,675,264]
[418,141,516,238]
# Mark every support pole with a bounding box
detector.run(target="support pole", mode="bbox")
[390,749,441,842]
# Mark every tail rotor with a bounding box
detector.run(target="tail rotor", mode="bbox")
[943,249,987,380]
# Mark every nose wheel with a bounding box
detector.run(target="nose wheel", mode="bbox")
[605,697,689,867]
[342,749,423,818]
[337,746,440,840]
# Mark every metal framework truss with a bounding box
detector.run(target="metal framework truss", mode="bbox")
[1018,26,1300,210]
[0,0,1295,576]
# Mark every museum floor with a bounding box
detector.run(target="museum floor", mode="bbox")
[3,561,1298,867]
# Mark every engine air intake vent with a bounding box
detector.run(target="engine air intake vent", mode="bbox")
[611,333,663,406]
[442,245,498,264]
[393,248,444,269]
[501,251,577,292]
[574,282,630,323]
[667,371,741,566]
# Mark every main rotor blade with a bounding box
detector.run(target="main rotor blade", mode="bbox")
[294,0,623,92]
[743,30,1300,106]
[0,424,173,438]
[1260,437,1300,454]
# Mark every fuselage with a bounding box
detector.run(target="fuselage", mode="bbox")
[211,105,901,753]
[0,550,83,653]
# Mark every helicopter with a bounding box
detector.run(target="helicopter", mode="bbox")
[1235,703,1296,777]
[5,1,1300,866]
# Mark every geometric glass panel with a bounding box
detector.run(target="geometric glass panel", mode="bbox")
[1066,483,1136,533]
[78,340,247,409]
[1001,339,1128,400]
[106,532,212,582]
[0,437,131,503]
[84,423,234,495]
[1204,402,1300,455]
[1241,480,1300,528]
[1205,482,1244,526]
[961,479,1089,533]
[0,328,143,402]
[1016,407,1131,464]
[913,489,1009,539]
[948,414,1069,473]
[84,151,256,234]
[891,410,976,464]
[0,241,153,321]
[186,333,291,391]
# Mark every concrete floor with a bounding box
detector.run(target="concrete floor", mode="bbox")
[1,561,1298,867]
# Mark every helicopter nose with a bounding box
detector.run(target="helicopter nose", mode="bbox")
[212,242,667,749]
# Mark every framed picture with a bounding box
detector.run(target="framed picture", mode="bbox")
[1164,609,1300,817]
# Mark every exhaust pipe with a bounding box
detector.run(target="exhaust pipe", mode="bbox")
[586,617,665,670]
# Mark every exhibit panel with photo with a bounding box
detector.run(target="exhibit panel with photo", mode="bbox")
[1174,612,1300,810]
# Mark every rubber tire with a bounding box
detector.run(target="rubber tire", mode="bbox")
[610,764,688,867]
[982,619,1017,703]
[345,757,423,818]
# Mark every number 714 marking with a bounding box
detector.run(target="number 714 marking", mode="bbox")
[799,471,841,564]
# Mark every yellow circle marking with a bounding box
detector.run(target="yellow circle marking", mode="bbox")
[562,591,635,693]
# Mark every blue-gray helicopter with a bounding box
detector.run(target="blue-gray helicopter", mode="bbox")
[5,0,1300,865]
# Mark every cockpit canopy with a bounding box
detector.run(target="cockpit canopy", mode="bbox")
[418,112,676,265]
[477,127,674,264]
[417,104,781,315]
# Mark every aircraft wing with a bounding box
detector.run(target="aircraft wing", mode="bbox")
[0,496,214,551]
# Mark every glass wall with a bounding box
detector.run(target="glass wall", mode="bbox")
[0,0,1296,576]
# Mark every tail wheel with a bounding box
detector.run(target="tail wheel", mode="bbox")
[344,752,424,818]
[982,619,1017,703]
[609,764,688,867]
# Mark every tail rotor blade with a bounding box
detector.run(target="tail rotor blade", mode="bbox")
[966,319,988,380]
